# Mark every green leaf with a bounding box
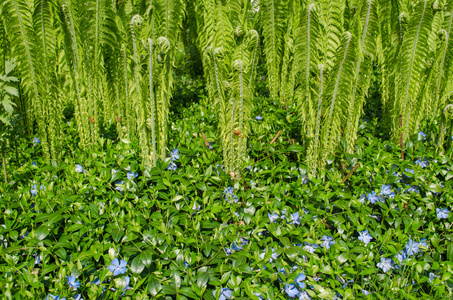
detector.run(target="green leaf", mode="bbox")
[140,250,153,267]
[197,272,209,289]
[148,278,162,297]
[4,86,18,97]
[36,224,52,240]
[287,145,304,152]
[131,255,145,274]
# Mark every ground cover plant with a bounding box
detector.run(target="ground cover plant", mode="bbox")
[1,0,453,299]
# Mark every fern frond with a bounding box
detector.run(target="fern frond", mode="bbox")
[395,0,433,142]
[260,0,288,100]
[321,32,356,166]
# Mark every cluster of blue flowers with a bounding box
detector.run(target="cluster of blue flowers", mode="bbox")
[377,238,428,273]
[46,258,129,299]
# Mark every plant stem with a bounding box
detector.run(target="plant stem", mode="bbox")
[2,143,7,184]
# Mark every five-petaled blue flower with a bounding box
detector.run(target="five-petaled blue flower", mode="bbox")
[415,158,429,168]
[108,258,127,276]
[358,230,373,245]
[436,208,449,219]
[223,186,238,203]
[255,115,263,120]
[33,137,40,144]
[73,294,83,300]
[213,287,232,300]
[75,164,83,173]
[170,149,180,161]
[66,275,80,289]
[127,171,138,180]
[377,257,393,273]
[295,273,306,289]
[285,283,299,298]
[268,211,279,223]
[321,235,335,249]
[167,162,177,171]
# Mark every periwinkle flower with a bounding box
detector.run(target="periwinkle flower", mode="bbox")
[208,142,215,149]
[73,294,83,300]
[303,242,319,253]
[358,230,373,245]
[170,149,180,161]
[192,202,201,211]
[33,137,40,144]
[126,171,138,180]
[377,257,393,273]
[224,248,232,256]
[32,161,37,166]
[321,235,335,249]
[298,291,311,299]
[429,272,440,283]
[75,164,83,173]
[260,75,265,81]
[415,158,429,168]
[231,242,242,251]
[260,248,277,263]
[395,251,407,264]
[419,131,426,140]
[368,191,383,204]
[108,258,127,276]
[46,295,65,300]
[31,185,38,196]
[290,212,300,225]
[255,115,263,120]
[436,208,449,219]
[406,185,419,193]
[268,211,279,223]
[285,283,299,298]
[405,239,420,256]
[380,184,392,196]
[121,276,132,296]
[295,273,306,289]
[213,287,232,300]
[66,275,81,289]
[114,180,124,192]
[167,162,177,171]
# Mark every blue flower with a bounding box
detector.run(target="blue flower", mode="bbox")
[66,275,80,289]
[255,115,263,120]
[167,162,177,171]
[127,171,138,180]
[231,242,242,251]
[213,287,232,300]
[406,185,419,193]
[260,248,277,263]
[290,212,300,225]
[184,260,190,268]
[34,253,41,265]
[170,149,180,161]
[31,185,38,196]
[121,276,132,296]
[395,250,407,264]
[358,230,373,245]
[298,291,311,299]
[75,164,83,173]
[377,257,393,273]
[208,142,215,149]
[405,168,415,175]
[285,283,299,298]
[46,295,65,300]
[114,180,124,192]
[223,187,238,203]
[108,258,127,276]
[380,184,392,196]
[73,294,83,300]
[321,235,335,249]
[267,211,279,223]
[33,137,40,144]
[295,273,306,289]
[224,248,232,256]
[303,242,319,253]
[415,158,429,168]
[405,239,420,256]
[368,191,383,204]
[436,208,449,219]
[429,272,440,283]
[32,161,37,166]
[419,131,426,140]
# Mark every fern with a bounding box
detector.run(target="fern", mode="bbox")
[395,0,433,142]
[260,0,288,101]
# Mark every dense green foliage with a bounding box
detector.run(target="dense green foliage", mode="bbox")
[1,0,453,299]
